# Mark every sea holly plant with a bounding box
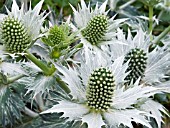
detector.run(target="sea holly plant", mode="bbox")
[70,0,128,50]
[102,28,170,87]
[42,50,168,128]
[0,0,170,128]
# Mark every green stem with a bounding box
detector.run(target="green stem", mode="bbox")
[7,74,25,84]
[153,25,170,44]
[149,6,153,35]
[25,50,56,76]
[56,77,70,93]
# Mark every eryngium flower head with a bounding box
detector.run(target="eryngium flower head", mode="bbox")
[124,48,147,83]
[42,22,75,58]
[1,17,31,53]
[81,15,108,45]
[102,28,170,86]
[70,0,127,49]
[43,24,70,48]
[41,50,167,128]
[0,0,48,53]
[48,25,65,46]
[86,67,114,111]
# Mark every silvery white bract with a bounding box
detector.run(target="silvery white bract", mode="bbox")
[0,0,48,53]
[0,61,26,75]
[25,73,57,99]
[109,0,120,10]
[41,50,167,128]
[102,28,170,89]
[70,0,127,50]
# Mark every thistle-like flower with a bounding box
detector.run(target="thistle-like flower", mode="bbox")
[41,21,75,59]
[41,50,167,128]
[0,0,47,53]
[102,29,170,87]
[70,0,126,49]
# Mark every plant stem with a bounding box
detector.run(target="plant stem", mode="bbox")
[25,50,56,76]
[24,107,39,118]
[56,77,70,93]
[7,74,25,84]
[149,6,153,35]
[153,25,170,44]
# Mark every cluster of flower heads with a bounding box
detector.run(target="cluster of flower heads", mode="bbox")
[42,1,170,128]
[0,0,170,128]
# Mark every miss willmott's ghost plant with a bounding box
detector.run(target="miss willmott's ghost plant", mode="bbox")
[102,29,170,87]
[0,0,47,53]
[0,0,170,128]
[42,50,168,128]
[70,0,127,49]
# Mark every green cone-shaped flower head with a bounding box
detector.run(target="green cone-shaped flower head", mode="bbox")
[42,24,73,58]
[1,17,31,53]
[86,67,115,112]
[81,15,108,45]
[48,25,66,46]
[124,48,147,83]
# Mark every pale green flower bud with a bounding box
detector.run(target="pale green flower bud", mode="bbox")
[48,25,66,47]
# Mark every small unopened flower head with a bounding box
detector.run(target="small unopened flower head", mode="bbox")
[86,67,114,112]
[48,25,66,46]
[1,17,30,53]
[124,48,147,83]
[42,23,73,58]
[81,15,108,45]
